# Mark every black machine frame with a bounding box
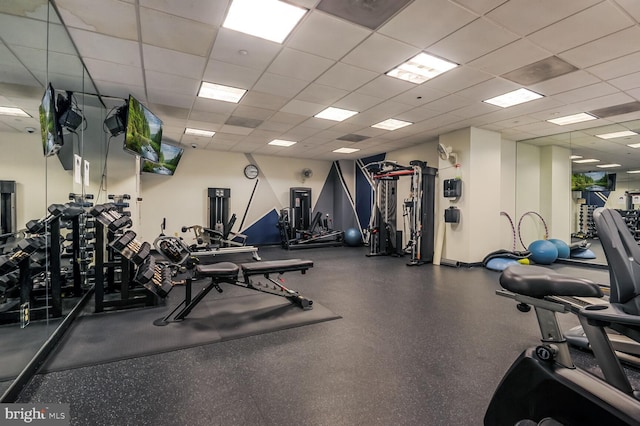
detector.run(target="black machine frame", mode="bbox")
[366,160,436,265]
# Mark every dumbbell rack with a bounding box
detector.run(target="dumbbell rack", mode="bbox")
[92,200,158,313]
[615,209,640,241]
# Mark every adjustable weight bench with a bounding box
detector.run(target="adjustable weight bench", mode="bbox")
[155,258,313,325]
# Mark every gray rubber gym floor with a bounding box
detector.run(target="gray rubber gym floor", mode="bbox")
[15,246,636,425]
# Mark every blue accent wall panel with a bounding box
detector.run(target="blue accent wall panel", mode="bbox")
[242,208,281,245]
[355,153,385,231]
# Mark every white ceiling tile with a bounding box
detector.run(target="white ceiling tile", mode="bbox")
[423,66,492,93]
[356,75,414,99]
[614,0,640,22]
[449,102,498,119]
[391,86,448,107]
[219,124,253,135]
[143,44,206,80]
[378,0,476,48]
[240,91,289,111]
[572,92,636,112]
[334,92,384,112]
[56,0,138,40]
[341,33,419,74]
[192,97,237,115]
[288,11,371,60]
[347,100,413,125]
[232,105,275,121]
[82,58,144,87]
[187,111,229,125]
[140,6,216,56]
[421,94,476,114]
[46,50,85,78]
[146,89,195,109]
[139,0,228,26]
[145,70,200,95]
[281,125,321,140]
[295,83,348,104]
[529,70,601,96]
[626,87,640,101]
[266,111,307,126]
[486,0,600,36]
[395,107,444,124]
[0,14,47,50]
[280,99,324,116]
[453,78,520,102]
[93,80,145,101]
[315,62,377,91]
[0,63,40,87]
[552,82,619,104]
[428,18,518,64]
[9,45,46,74]
[202,59,262,89]
[209,28,282,71]
[68,28,141,67]
[467,39,550,76]
[587,51,640,80]
[527,2,634,53]
[253,73,308,98]
[559,27,640,69]
[267,48,334,81]
[450,0,507,15]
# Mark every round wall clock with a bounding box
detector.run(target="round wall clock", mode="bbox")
[244,164,259,179]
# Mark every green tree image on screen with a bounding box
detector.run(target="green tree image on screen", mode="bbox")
[125,97,162,162]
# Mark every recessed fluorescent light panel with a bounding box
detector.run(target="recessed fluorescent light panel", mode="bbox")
[596,163,621,168]
[198,82,246,103]
[0,106,30,117]
[386,53,458,84]
[223,0,307,43]
[483,88,543,108]
[315,107,358,122]
[547,113,596,125]
[371,118,413,131]
[628,143,640,148]
[185,128,215,137]
[269,139,297,147]
[627,170,640,174]
[595,130,638,139]
[572,159,600,164]
[570,155,583,159]
[333,147,360,154]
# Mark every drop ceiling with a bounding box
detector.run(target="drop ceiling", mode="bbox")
[2,0,640,167]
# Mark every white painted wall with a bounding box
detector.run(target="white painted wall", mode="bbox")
[540,145,571,241]
[437,127,505,263]
[135,148,333,242]
[500,138,517,251]
[0,131,71,228]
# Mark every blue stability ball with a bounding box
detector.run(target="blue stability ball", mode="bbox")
[547,238,570,259]
[528,240,558,265]
[344,228,363,247]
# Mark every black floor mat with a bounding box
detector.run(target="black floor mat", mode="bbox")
[41,292,340,373]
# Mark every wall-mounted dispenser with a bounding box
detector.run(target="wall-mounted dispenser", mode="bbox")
[443,178,462,198]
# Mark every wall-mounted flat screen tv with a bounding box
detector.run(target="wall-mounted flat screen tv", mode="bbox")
[141,143,184,176]
[572,171,616,192]
[123,95,162,163]
[39,83,62,157]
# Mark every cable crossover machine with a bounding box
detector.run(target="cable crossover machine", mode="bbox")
[365,160,436,266]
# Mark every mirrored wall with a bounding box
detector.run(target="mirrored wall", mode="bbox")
[0,1,105,398]
[518,119,640,267]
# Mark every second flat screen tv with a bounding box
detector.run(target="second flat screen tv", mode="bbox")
[142,143,184,176]
[123,95,162,163]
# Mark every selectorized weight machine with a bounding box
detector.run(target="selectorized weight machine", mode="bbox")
[277,187,343,250]
[180,188,260,261]
[366,160,436,265]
